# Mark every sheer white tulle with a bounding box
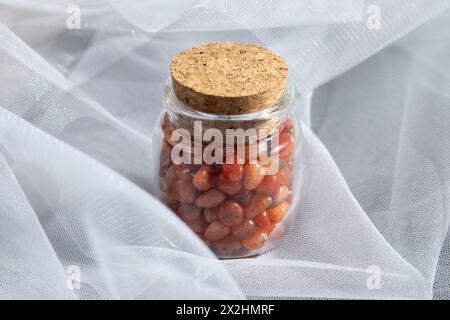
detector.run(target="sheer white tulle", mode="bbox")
[0,0,449,299]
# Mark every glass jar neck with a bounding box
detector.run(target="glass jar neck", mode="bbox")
[162,78,295,136]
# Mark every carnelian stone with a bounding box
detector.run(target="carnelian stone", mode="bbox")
[192,165,216,191]
[256,174,280,196]
[241,230,268,250]
[186,216,207,233]
[203,207,219,223]
[244,194,272,219]
[253,210,271,228]
[243,163,265,190]
[217,174,243,195]
[218,200,243,227]
[277,166,293,186]
[232,219,256,240]
[171,179,197,204]
[174,164,194,181]
[222,157,244,182]
[278,133,295,160]
[177,203,202,221]
[229,188,252,206]
[268,201,290,222]
[204,221,231,242]
[272,185,290,207]
[214,236,242,254]
[195,189,225,208]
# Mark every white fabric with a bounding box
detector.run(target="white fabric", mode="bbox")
[0,0,449,299]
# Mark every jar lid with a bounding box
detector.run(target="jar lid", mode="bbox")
[170,42,288,115]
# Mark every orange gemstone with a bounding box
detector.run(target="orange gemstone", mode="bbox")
[253,210,271,228]
[192,165,216,191]
[244,194,272,219]
[171,179,197,204]
[229,188,252,206]
[174,164,194,181]
[217,174,243,195]
[268,201,290,222]
[195,189,225,208]
[232,219,256,240]
[204,221,231,242]
[241,230,268,250]
[277,166,293,186]
[218,200,244,227]
[272,185,291,207]
[214,236,242,254]
[177,203,202,221]
[243,163,265,190]
[222,157,244,182]
[278,133,295,160]
[256,174,280,196]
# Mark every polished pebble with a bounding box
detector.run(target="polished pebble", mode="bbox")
[204,221,231,241]
[214,236,242,254]
[203,207,219,223]
[217,174,243,195]
[256,174,280,196]
[174,164,193,181]
[278,133,295,160]
[177,203,202,221]
[268,201,290,222]
[186,216,207,233]
[195,189,226,208]
[241,230,268,250]
[253,210,271,228]
[192,165,216,191]
[222,158,244,182]
[244,194,272,219]
[171,179,197,204]
[232,219,256,240]
[218,200,244,227]
[243,163,265,190]
[272,185,290,207]
[229,188,252,206]
[277,166,293,186]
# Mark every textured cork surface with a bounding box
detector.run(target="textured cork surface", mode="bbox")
[170,42,288,115]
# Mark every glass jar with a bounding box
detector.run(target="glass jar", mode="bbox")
[157,78,301,259]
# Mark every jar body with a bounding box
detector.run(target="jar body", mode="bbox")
[157,80,301,258]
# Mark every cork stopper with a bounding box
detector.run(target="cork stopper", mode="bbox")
[170,42,288,115]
